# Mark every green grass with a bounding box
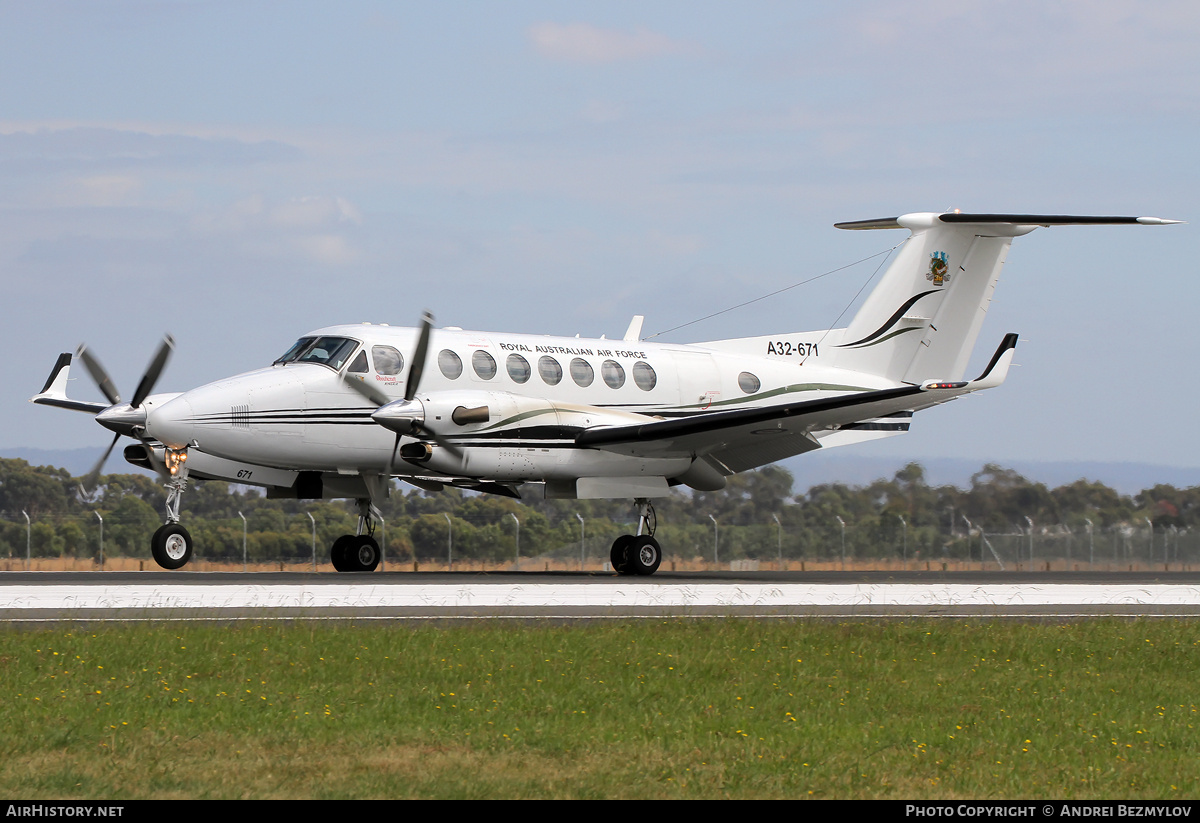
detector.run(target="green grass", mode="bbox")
[1,619,1198,799]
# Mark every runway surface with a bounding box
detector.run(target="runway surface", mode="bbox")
[4,570,1200,621]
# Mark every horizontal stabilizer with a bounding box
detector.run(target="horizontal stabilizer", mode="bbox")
[835,213,1183,230]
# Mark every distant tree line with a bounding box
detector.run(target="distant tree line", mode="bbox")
[0,457,1195,566]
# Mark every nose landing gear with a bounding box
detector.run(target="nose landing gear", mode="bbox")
[150,447,194,570]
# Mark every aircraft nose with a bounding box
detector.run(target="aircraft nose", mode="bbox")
[147,395,195,449]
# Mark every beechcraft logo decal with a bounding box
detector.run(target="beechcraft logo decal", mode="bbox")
[926,251,950,286]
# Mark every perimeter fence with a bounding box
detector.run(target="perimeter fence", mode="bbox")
[1,510,1196,573]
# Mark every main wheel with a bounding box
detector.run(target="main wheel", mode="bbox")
[330,534,355,572]
[626,535,662,576]
[347,535,381,572]
[151,523,193,570]
[610,535,634,574]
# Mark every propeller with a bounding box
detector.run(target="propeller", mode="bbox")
[76,334,175,493]
[342,311,463,475]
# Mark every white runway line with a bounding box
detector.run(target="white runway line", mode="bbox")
[3,582,1200,610]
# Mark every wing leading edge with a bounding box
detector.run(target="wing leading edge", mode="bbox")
[575,334,1018,473]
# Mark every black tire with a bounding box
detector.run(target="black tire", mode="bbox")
[330,534,355,572]
[610,535,634,574]
[151,523,193,570]
[626,536,662,576]
[348,535,381,572]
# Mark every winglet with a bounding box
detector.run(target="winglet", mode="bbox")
[918,334,1018,394]
[969,332,1019,390]
[30,352,108,414]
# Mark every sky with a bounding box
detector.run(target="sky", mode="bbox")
[2,0,1197,477]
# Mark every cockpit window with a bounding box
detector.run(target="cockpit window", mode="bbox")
[275,337,315,365]
[347,350,369,374]
[274,336,360,370]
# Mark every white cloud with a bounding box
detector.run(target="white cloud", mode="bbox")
[270,195,361,229]
[529,22,694,63]
[56,174,142,207]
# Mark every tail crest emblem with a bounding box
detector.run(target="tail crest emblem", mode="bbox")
[926,251,950,286]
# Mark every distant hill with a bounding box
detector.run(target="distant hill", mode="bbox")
[4,446,1197,497]
[0,447,155,480]
[779,453,1200,496]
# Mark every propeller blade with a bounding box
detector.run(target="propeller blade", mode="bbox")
[405,311,434,401]
[75,344,121,406]
[414,422,464,459]
[129,334,175,409]
[81,431,122,493]
[385,432,402,478]
[341,371,392,407]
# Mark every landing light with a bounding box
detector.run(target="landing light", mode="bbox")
[165,448,188,475]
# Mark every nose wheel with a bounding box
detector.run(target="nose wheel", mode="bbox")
[151,523,193,570]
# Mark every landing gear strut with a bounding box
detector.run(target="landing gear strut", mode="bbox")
[330,497,382,572]
[150,448,194,570]
[610,499,662,576]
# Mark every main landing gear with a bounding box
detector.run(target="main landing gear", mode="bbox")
[330,497,382,572]
[150,448,194,570]
[610,499,662,576]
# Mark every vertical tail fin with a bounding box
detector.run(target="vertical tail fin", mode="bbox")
[830,212,1179,383]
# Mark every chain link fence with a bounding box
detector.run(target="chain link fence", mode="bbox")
[2,510,1195,572]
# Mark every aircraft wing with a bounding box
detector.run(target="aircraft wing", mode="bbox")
[576,334,1017,474]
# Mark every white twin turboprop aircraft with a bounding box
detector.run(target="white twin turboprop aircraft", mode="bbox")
[32,212,1179,574]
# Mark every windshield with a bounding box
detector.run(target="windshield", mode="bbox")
[273,336,360,370]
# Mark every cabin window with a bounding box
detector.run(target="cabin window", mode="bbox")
[570,358,594,387]
[738,371,761,394]
[506,353,531,384]
[601,359,625,389]
[347,350,369,374]
[472,350,497,380]
[438,349,463,380]
[632,361,657,391]
[538,356,562,386]
[372,345,403,376]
